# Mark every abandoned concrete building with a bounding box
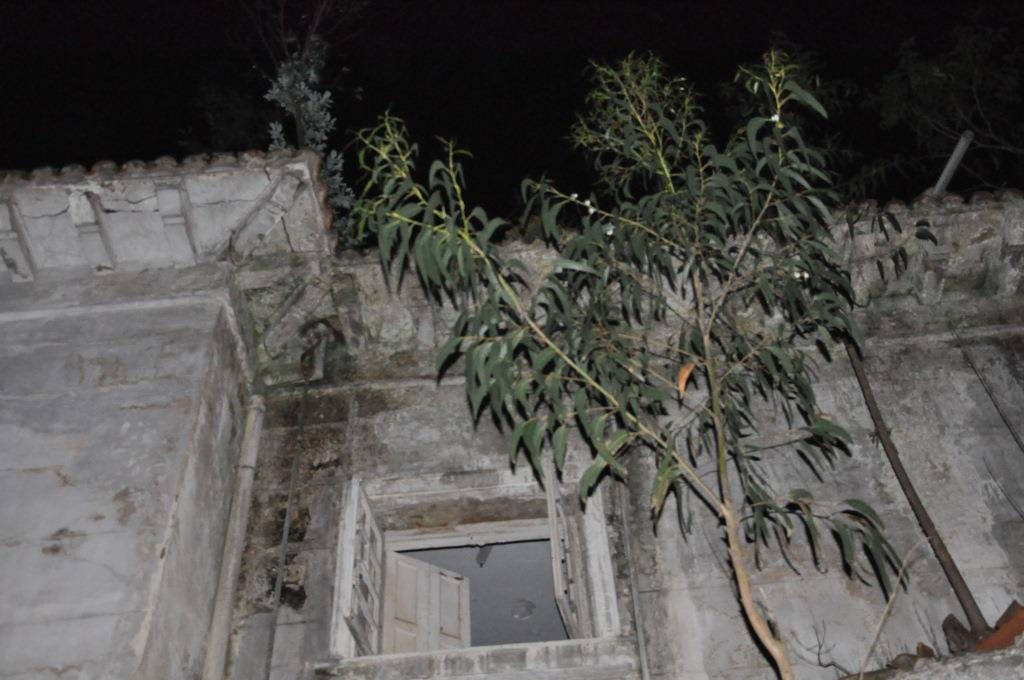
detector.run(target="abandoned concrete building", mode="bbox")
[0,152,1022,680]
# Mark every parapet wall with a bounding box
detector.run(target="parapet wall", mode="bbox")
[836,191,1024,333]
[0,150,331,284]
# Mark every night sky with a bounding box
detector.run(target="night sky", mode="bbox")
[1,1,1018,213]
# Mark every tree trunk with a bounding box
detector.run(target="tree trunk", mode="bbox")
[723,504,795,680]
[292,100,307,149]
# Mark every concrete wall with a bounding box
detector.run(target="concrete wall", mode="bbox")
[226,251,639,679]
[0,152,330,680]
[627,330,1024,679]
[312,637,641,679]
[1,149,1021,680]
[226,193,1024,679]
[628,193,1024,679]
[0,285,244,679]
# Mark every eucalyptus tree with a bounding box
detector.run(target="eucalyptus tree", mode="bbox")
[353,51,901,679]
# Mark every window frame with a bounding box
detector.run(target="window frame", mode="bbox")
[328,468,622,662]
[384,517,550,552]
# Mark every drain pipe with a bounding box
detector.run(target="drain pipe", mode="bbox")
[845,344,990,637]
[617,482,652,680]
[203,395,266,680]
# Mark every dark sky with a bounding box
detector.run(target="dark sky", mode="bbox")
[0,0,1014,211]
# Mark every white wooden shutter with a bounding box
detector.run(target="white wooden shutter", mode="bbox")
[544,460,592,639]
[330,477,385,658]
[382,552,471,653]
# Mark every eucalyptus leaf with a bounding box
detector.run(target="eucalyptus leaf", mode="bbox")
[353,52,902,675]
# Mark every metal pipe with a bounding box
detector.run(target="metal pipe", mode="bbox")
[202,395,266,680]
[845,343,990,636]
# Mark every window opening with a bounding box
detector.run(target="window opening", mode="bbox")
[330,473,618,660]
[391,540,569,650]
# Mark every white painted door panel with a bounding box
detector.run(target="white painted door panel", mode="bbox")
[330,477,385,657]
[382,552,471,653]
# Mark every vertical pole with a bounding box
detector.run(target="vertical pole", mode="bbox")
[930,131,974,199]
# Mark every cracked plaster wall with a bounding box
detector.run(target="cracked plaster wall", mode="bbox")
[1,149,1022,680]
[624,193,1024,680]
[0,294,243,679]
[0,152,331,680]
[229,194,1024,680]
[226,248,640,679]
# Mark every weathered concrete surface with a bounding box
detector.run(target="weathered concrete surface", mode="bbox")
[895,640,1024,679]
[0,151,329,283]
[228,193,1023,679]
[0,295,242,680]
[626,331,1024,679]
[135,310,247,680]
[2,150,1022,680]
[312,637,641,679]
[622,195,1024,680]
[0,153,331,680]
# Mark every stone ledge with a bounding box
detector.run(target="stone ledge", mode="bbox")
[312,636,640,679]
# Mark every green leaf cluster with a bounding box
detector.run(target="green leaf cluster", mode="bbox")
[354,51,904,605]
